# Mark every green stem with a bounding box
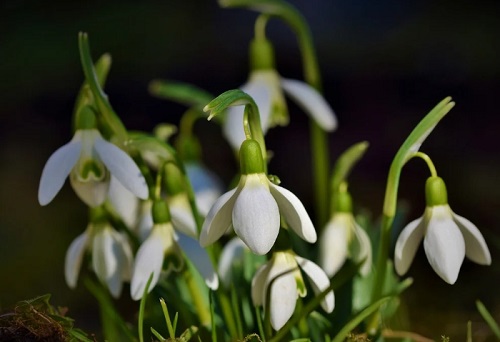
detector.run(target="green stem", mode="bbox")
[183,269,211,327]
[411,152,438,177]
[217,291,239,339]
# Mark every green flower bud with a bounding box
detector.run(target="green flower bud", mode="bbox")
[249,38,275,71]
[425,176,448,206]
[75,105,97,130]
[332,190,353,213]
[163,163,184,196]
[239,139,265,175]
[152,200,171,224]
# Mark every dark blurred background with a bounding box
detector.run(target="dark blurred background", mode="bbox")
[1,0,499,340]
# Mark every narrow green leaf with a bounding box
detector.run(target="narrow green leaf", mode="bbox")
[138,273,154,342]
[179,326,199,342]
[150,327,165,341]
[476,300,500,339]
[149,79,213,108]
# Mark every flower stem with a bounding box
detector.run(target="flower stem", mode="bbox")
[411,152,438,177]
[183,269,211,327]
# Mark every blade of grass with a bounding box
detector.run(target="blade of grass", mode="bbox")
[476,300,500,339]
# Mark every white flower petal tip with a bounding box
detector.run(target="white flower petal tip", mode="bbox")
[394,217,425,276]
[251,252,334,331]
[452,213,491,265]
[64,231,90,289]
[92,226,133,298]
[94,138,149,200]
[281,78,338,132]
[270,184,317,244]
[38,140,82,205]
[395,205,489,284]
[218,238,247,288]
[201,174,315,254]
[233,177,280,255]
[295,256,334,313]
[108,176,139,227]
[176,233,219,290]
[130,236,164,300]
[319,213,372,278]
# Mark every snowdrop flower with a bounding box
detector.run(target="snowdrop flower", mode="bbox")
[252,250,334,331]
[200,139,317,255]
[65,221,133,298]
[130,201,218,300]
[38,108,148,207]
[395,177,491,284]
[224,70,337,150]
[223,38,337,150]
[319,212,372,278]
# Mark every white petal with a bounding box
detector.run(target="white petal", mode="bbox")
[169,195,198,238]
[269,183,317,243]
[114,231,134,282]
[38,139,82,205]
[108,176,139,227]
[130,234,164,300]
[453,212,491,265]
[319,217,349,277]
[233,175,280,255]
[223,79,271,150]
[64,230,89,289]
[70,171,110,207]
[281,78,337,131]
[137,200,154,242]
[251,262,271,306]
[92,227,123,298]
[199,188,239,247]
[94,137,149,200]
[424,213,465,284]
[266,254,298,330]
[218,238,247,288]
[176,232,219,290]
[394,217,425,276]
[351,223,372,276]
[295,255,334,313]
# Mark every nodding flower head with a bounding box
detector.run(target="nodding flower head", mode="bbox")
[395,177,491,284]
[251,250,334,330]
[200,139,317,255]
[38,108,148,207]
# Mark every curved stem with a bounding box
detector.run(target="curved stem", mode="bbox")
[411,152,438,177]
[254,14,270,40]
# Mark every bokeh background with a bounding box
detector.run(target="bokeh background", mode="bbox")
[1,0,499,340]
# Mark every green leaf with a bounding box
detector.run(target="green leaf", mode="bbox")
[149,79,213,108]
[476,300,500,339]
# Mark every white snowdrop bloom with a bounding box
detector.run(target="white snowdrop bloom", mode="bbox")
[319,212,372,277]
[38,128,148,207]
[130,201,218,300]
[217,237,248,287]
[108,176,140,227]
[223,69,337,150]
[65,222,133,298]
[395,177,491,284]
[252,251,334,331]
[200,140,317,255]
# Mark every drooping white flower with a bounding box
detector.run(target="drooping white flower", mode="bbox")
[65,222,133,298]
[200,139,316,255]
[223,69,337,150]
[319,212,372,277]
[130,201,218,300]
[38,128,148,207]
[252,251,334,331]
[394,177,491,284]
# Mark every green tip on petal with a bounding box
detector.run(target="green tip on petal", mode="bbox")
[152,200,171,224]
[239,139,265,174]
[425,177,448,206]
